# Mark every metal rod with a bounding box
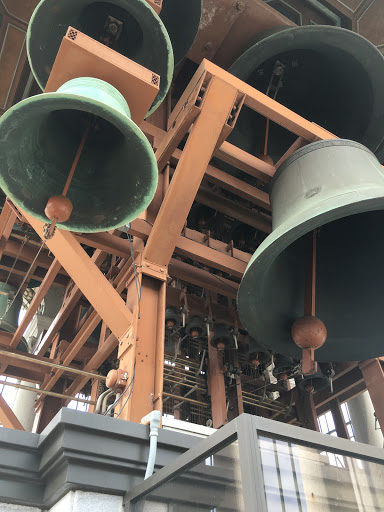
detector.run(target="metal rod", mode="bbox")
[62,123,91,196]
[0,380,96,404]
[173,385,198,410]
[162,392,209,407]
[0,348,106,380]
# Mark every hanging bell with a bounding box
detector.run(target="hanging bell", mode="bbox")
[185,316,207,338]
[0,77,158,233]
[210,324,233,350]
[27,0,174,115]
[165,307,180,330]
[0,283,28,352]
[272,354,295,380]
[238,139,384,363]
[297,365,331,395]
[159,0,202,65]
[247,337,271,367]
[227,25,384,166]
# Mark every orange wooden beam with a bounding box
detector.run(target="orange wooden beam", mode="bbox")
[144,76,239,267]
[0,394,24,430]
[21,211,134,342]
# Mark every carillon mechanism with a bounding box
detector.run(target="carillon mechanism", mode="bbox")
[2,0,384,446]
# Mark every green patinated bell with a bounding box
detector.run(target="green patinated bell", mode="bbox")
[27,0,174,116]
[237,140,384,362]
[0,77,158,233]
[160,0,202,65]
[226,25,384,173]
[0,283,28,352]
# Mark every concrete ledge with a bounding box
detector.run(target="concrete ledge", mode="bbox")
[0,408,199,509]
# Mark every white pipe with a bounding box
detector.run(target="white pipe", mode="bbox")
[101,390,115,414]
[95,388,111,414]
[141,410,161,480]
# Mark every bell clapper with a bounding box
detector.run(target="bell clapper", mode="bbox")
[292,229,327,375]
[44,122,91,239]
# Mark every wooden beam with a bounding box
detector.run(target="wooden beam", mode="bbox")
[11,259,62,349]
[0,394,24,430]
[22,211,133,344]
[144,77,240,267]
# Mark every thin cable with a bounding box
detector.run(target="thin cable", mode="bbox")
[4,235,29,284]
[103,364,135,416]
[1,239,45,319]
[127,223,141,319]
[116,360,136,418]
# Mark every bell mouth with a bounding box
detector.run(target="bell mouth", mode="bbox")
[228,25,384,162]
[27,0,174,116]
[238,142,384,362]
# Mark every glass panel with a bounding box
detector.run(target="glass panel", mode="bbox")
[133,440,244,512]
[259,435,384,511]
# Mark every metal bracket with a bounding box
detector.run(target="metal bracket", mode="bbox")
[140,259,168,281]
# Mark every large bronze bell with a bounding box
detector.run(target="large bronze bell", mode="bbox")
[228,26,384,165]
[0,283,28,352]
[160,0,202,65]
[27,0,174,115]
[238,139,384,362]
[0,77,158,233]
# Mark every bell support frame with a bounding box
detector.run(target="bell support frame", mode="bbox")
[1,57,383,431]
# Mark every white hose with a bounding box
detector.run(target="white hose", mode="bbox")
[141,410,161,480]
[95,388,112,414]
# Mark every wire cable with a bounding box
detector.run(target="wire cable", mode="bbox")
[115,360,136,418]
[5,235,29,285]
[1,239,45,320]
[127,223,141,318]
[103,359,136,416]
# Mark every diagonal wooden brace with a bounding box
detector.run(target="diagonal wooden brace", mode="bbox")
[21,211,133,343]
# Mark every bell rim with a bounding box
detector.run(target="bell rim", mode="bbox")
[26,0,174,116]
[237,187,384,361]
[159,0,202,65]
[229,25,384,157]
[0,92,158,233]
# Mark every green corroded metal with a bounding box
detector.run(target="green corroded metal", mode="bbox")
[237,139,384,362]
[0,283,28,352]
[160,0,202,65]
[0,77,158,233]
[27,0,174,116]
[227,25,384,166]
